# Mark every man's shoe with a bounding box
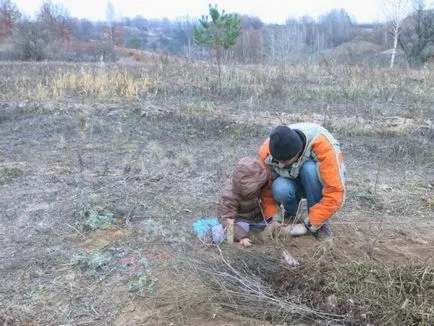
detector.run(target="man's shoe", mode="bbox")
[315,221,333,240]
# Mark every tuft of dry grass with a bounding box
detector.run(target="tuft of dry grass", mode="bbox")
[0,61,432,121]
[51,70,155,99]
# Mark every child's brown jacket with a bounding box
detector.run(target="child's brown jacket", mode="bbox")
[217,157,268,241]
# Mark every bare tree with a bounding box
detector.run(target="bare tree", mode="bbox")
[382,0,414,68]
[105,0,122,48]
[0,0,21,40]
[319,9,354,47]
[37,1,72,48]
[231,27,264,63]
[263,22,306,65]
[173,16,195,58]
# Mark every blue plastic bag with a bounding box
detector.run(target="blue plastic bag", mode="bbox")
[192,217,223,244]
[192,218,250,245]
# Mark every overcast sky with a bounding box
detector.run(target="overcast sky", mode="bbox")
[12,0,429,23]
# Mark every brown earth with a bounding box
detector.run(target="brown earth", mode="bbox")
[0,67,433,325]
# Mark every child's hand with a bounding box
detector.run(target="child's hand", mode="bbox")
[239,238,252,247]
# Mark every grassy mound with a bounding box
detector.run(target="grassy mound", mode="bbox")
[189,245,433,325]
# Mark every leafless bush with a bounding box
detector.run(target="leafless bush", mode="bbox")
[182,246,344,324]
[182,244,434,325]
[12,21,49,61]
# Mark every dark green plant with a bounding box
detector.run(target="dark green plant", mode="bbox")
[126,36,142,49]
[71,250,112,270]
[194,4,241,94]
[87,207,114,230]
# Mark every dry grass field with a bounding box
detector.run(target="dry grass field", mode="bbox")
[0,60,433,325]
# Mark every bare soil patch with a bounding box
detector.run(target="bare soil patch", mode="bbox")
[0,63,433,325]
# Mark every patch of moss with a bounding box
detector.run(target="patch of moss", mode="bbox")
[0,167,23,185]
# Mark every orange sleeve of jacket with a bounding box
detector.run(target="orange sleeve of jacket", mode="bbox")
[309,135,345,227]
[258,137,279,219]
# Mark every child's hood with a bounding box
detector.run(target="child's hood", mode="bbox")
[232,157,268,198]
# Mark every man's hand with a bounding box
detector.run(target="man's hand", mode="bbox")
[239,238,252,247]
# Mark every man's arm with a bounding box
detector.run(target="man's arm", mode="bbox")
[307,134,345,229]
[258,137,280,220]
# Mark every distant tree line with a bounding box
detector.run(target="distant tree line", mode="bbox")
[0,0,432,67]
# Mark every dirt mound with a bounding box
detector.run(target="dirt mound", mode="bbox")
[320,40,385,64]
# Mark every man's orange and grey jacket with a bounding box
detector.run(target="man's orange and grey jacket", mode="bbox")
[259,123,346,231]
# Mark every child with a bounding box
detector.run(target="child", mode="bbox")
[216,156,269,247]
